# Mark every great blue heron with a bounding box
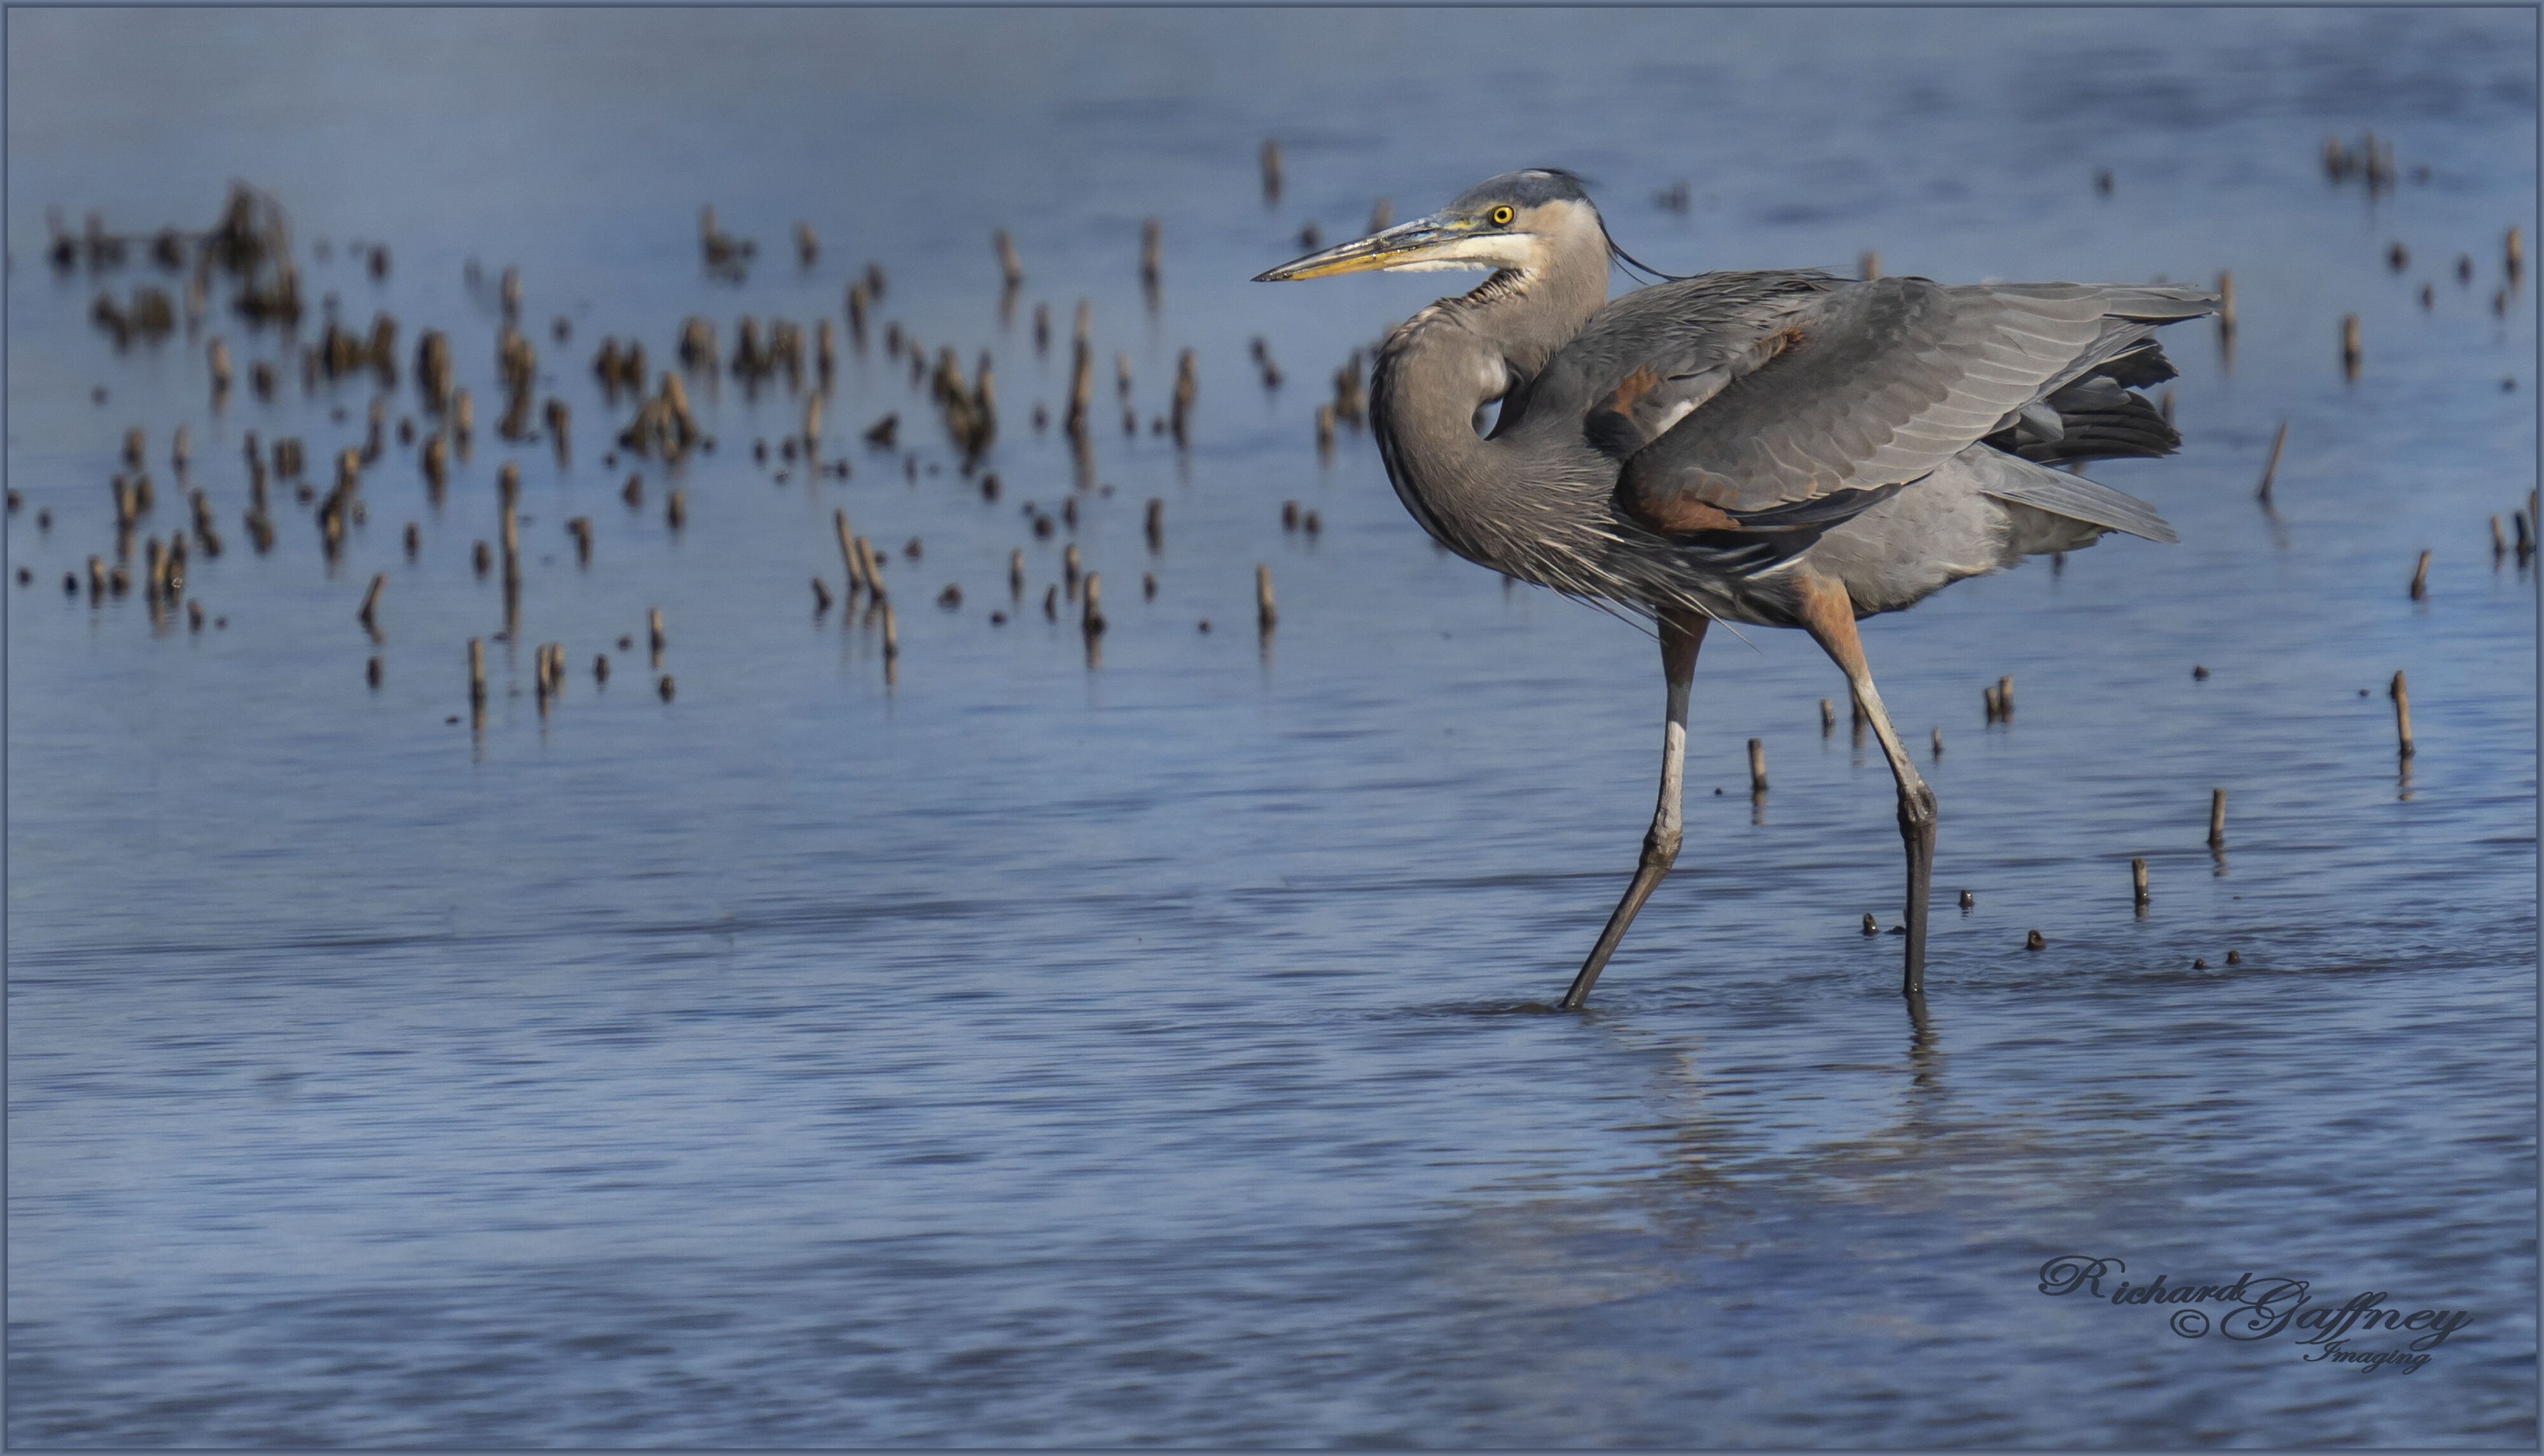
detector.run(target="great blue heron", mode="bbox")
[1256,168,2215,1010]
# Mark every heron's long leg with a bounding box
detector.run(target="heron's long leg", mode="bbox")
[1559,609,1710,1010]
[1795,575,1936,997]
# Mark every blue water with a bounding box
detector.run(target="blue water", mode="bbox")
[7,8,2535,1446]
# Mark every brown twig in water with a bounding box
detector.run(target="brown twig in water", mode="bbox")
[2389,671,2414,757]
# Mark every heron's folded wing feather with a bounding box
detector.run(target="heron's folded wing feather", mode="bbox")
[1615,279,2117,525]
[1961,443,2178,544]
[1535,270,1839,448]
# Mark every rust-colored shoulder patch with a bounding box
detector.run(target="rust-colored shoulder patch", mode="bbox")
[1621,489,1738,534]
[1605,365,1663,417]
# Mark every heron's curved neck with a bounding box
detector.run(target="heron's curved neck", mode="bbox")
[1369,263,1610,575]
[1469,245,1612,382]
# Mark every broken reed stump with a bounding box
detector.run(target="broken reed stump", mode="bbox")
[1145,498,1163,552]
[1170,349,1196,444]
[1256,565,1276,631]
[2409,549,2430,600]
[649,607,665,666]
[855,536,886,601]
[2255,421,2288,502]
[834,509,861,595]
[812,577,833,614]
[357,573,384,633]
[2389,671,2414,757]
[2131,856,2149,912]
[2208,788,2227,846]
[1083,572,1105,638]
[1820,698,1834,735]
[2340,315,2361,380]
[1997,675,2014,718]
[880,601,899,661]
[1746,738,1767,793]
[498,460,520,537]
[468,638,487,718]
[1983,685,2001,723]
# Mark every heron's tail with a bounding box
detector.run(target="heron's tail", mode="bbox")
[1968,444,2177,545]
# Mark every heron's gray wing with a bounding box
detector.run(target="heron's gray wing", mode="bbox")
[1523,270,1836,441]
[1614,279,2210,530]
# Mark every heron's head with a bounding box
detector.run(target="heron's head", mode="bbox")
[1253,168,1604,282]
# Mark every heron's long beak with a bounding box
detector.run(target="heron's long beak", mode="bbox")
[1252,215,1473,281]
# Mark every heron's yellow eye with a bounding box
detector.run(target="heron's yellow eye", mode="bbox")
[1489,205,1514,226]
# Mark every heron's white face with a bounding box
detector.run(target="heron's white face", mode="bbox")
[1254,196,1600,281]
